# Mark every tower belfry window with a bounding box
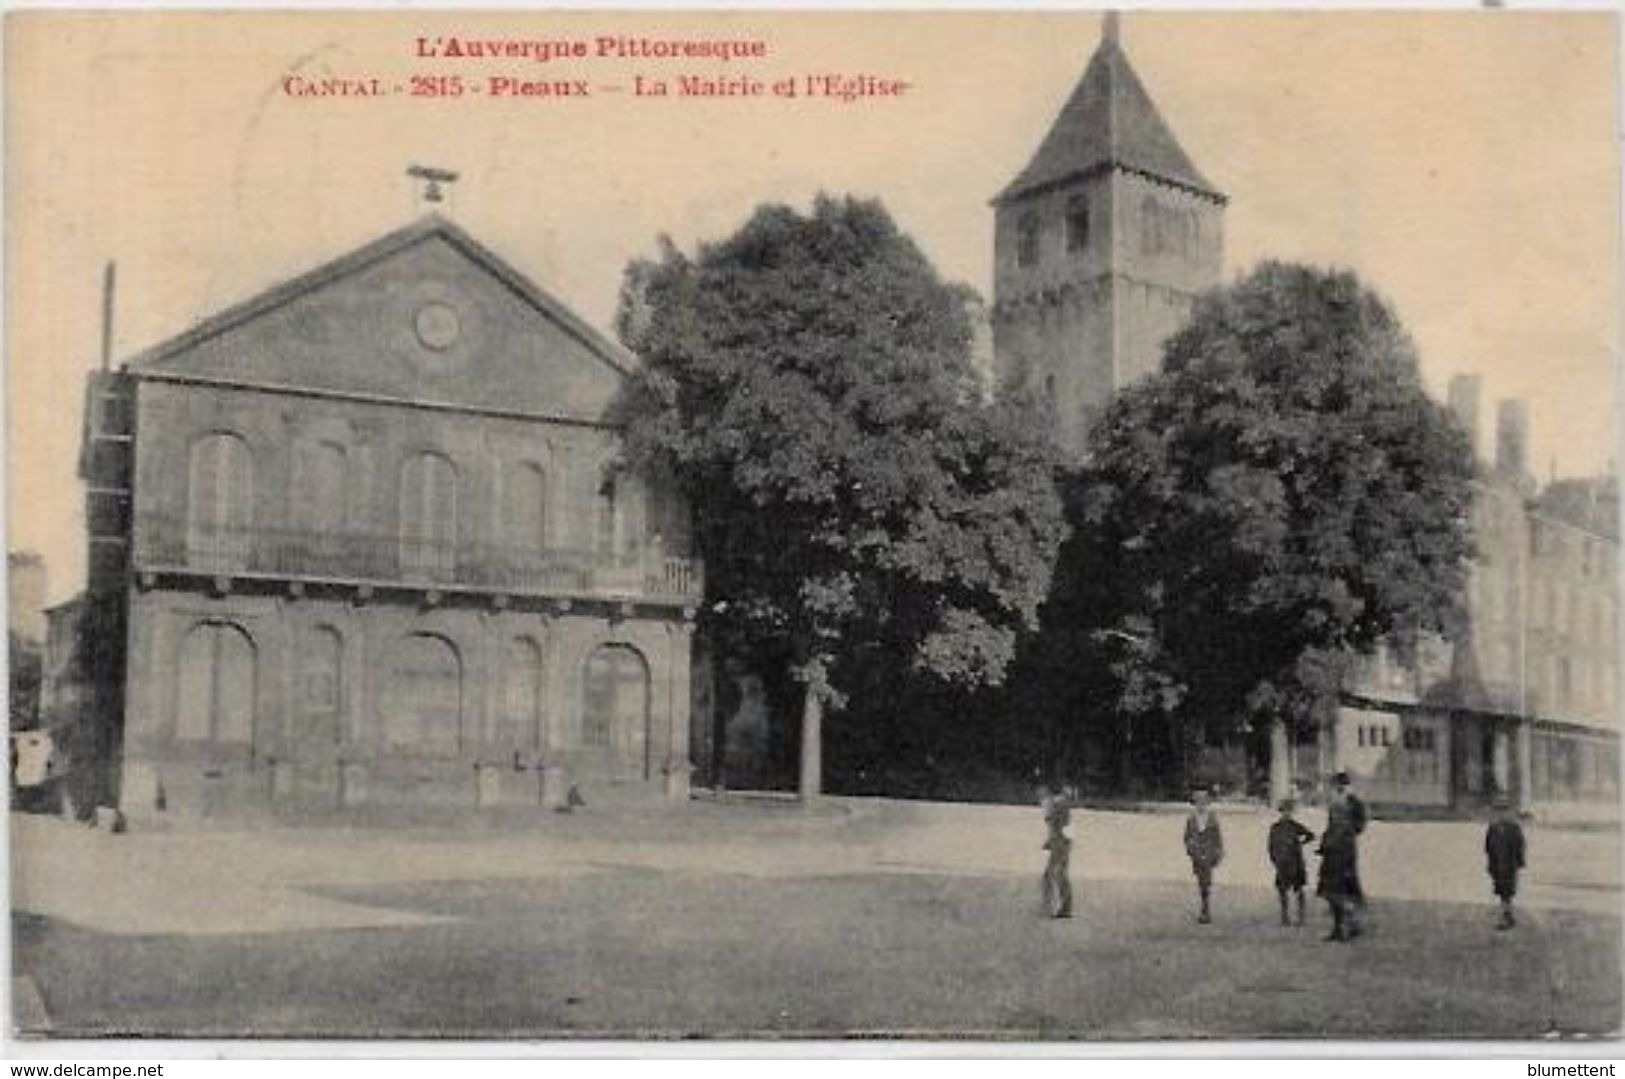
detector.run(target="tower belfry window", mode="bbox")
[1065,196,1090,253]
[1016,211,1041,268]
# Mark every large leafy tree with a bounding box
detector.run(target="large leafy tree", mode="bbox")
[614,195,1066,798]
[1074,262,1475,795]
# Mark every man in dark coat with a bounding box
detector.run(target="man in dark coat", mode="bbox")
[1268,799,1315,926]
[1485,794,1527,930]
[1184,788,1224,924]
[1317,772,1367,941]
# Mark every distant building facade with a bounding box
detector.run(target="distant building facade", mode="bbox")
[1330,383,1618,813]
[79,216,701,819]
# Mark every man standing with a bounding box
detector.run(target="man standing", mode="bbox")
[1485,793,1527,930]
[1318,771,1368,941]
[1183,788,1224,924]
[1040,784,1074,919]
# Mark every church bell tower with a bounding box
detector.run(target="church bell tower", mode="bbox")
[992,14,1226,456]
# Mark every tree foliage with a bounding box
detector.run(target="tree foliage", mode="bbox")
[1074,262,1475,757]
[614,196,1066,774]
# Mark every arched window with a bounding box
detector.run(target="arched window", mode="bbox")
[175,621,256,747]
[288,624,346,752]
[295,441,348,533]
[593,470,649,568]
[302,626,343,717]
[400,452,458,580]
[581,643,651,780]
[187,433,253,570]
[383,633,463,757]
[293,441,347,573]
[495,636,545,754]
[504,461,549,553]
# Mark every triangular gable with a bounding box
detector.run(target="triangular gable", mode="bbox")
[129,215,635,422]
[997,36,1223,205]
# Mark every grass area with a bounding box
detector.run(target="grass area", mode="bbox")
[15,867,1620,1040]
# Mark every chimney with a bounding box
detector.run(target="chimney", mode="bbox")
[1447,374,1482,461]
[1495,398,1529,479]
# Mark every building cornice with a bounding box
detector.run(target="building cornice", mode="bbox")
[131,369,621,432]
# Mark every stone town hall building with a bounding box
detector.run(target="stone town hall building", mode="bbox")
[78,216,701,817]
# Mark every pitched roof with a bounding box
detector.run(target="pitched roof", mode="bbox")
[996,31,1224,205]
[128,213,636,377]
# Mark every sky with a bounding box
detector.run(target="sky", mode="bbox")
[7,9,1620,605]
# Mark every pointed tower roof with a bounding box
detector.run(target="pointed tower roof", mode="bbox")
[996,18,1224,205]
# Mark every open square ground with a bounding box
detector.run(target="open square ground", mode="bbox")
[11,799,1622,1039]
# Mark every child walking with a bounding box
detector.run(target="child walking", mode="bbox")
[1267,799,1315,926]
[1485,794,1527,930]
[1183,788,1224,924]
[1040,784,1074,919]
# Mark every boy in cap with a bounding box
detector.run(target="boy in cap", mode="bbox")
[1184,788,1224,924]
[1268,798,1316,926]
[1485,794,1527,930]
[1039,783,1074,919]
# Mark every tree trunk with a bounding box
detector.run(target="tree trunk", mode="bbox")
[799,680,823,805]
[1268,716,1292,807]
[1115,714,1133,795]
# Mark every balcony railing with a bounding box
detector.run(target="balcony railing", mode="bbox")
[133,513,703,604]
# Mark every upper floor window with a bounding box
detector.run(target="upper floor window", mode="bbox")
[1065,196,1090,254]
[595,470,619,562]
[293,440,348,536]
[595,469,648,566]
[503,461,549,554]
[1141,196,1198,258]
[1016,211,1041,268]
[400,451,458,580]
[187,432,253,570]
[646,479,690,556]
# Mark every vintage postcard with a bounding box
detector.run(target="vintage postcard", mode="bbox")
[6,8,1620,1043]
